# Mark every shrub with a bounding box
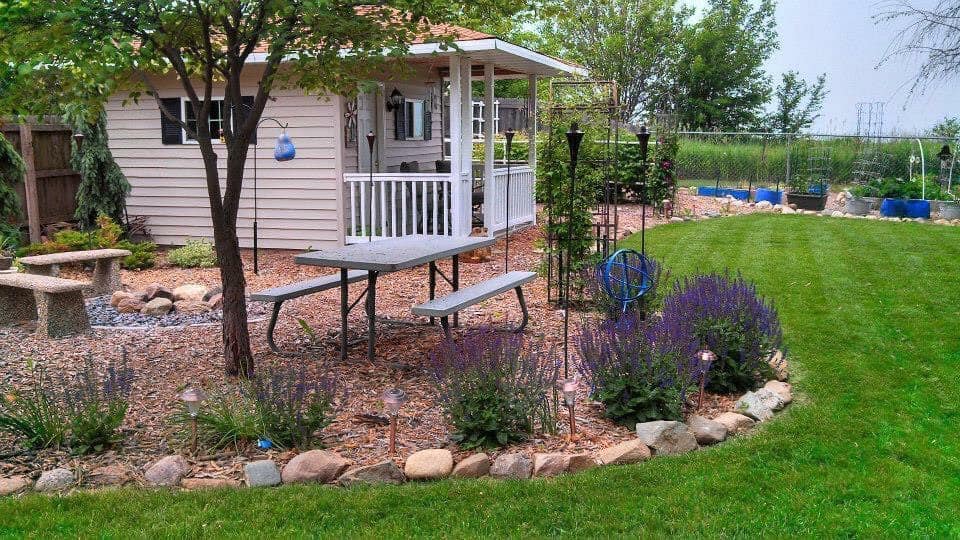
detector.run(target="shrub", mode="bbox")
[62,354,134,454]
[431,331,558,449]
[53,229,95,251]
[661,273,782,394]
[176,387,261,450]
[0,222,23,253]
[116,240,156,270]
[0,365,67,450]
[168,239,217,268]
[577,313,703,426]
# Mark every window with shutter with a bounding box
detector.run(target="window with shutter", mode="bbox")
[394,99,407,141]
[160,98,183,144]
[423,106,432,141]
[174,96,257,144]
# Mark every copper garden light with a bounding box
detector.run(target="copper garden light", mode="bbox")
[179,386,207,454]
[382,388,407,456]
[561,379,578,439]
[695,350,716,409]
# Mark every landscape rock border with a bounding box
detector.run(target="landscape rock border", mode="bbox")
[1,354,793,495]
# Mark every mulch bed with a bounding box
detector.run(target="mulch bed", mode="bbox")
[0,193,793,481]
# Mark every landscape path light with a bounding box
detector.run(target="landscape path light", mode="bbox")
[179,386,206,455]
[695,349,717,409]
[382,387,407,456]
[561,378,578,439]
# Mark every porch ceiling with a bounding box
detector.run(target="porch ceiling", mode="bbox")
[405,38,586,79]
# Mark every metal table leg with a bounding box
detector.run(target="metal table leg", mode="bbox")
[365,270,378,363]
[452,254,460,328]
[428,261,437,325]
[339,268,349,362]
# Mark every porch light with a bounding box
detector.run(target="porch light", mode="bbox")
[382,388,407,455]
[386,88,405,111]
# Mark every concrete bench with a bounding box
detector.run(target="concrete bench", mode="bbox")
[0,273,90,338]
[411,271,536,338]
[250,270,367,354]
[18,248,131,297]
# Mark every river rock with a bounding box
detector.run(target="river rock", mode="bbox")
[141,297,173,317]
[763,380,793,404]
[173,283,208,302]
[532,453,570,477]
[338,460,405,486]
[110,290,131,307]
[203,286,222,302]
[595,439,651,465]
[85,464,134,487]
[116,297,146,314]
[0,476,32,496]
[206,293,223,310]
[144,455,188,487]
[713,412,755,434]
[244,460,281,487]
[404,449,454,480]
[174,300,212,315]
[769,350,789,381]
[734,389,785,421]
[490,453,532,479]
[35,468,74,492]
[281,450,351,485]
[143,283,173,302]
[635,421,698,455]
[687,415,728,445]
[566,453,599,473]
[451,453,490,478]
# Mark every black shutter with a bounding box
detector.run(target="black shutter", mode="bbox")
[423,106,432,141]
[238,96,257,145]
[394,101,407,141]
[160,98,183,144]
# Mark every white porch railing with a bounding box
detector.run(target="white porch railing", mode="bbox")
[344,173,454,243]
[485,165,536,234]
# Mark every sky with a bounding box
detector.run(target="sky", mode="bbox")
[689,0,957,135]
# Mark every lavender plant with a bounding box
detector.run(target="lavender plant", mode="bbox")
[62,353,135,454]
[661,273,782,394]
[246,363,338,449]
[431,331,559,449]
[577,313,704,426]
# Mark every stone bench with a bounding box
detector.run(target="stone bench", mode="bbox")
[0,273,89,338]
[18,248,131,297]
[250,270,367,354]
[411,271,536,338]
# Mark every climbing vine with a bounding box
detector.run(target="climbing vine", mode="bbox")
[69,112,131,229]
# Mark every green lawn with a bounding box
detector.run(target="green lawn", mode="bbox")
[3,215,960,538]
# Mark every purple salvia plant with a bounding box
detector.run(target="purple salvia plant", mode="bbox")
[246,363,338,449]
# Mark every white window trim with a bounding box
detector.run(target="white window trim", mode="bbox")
[181,96,228,145]
[405,98,426,141]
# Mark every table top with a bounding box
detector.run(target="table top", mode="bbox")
[295,235,497,272]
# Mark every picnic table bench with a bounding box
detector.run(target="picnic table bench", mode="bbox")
[0,273,89,338]
[250,270,367,354]
[18,248,131,297]
[412,271,536,338]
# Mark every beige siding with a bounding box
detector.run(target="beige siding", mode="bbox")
[106,71,343,250]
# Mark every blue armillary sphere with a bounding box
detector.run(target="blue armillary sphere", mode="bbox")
[600,248,652,312]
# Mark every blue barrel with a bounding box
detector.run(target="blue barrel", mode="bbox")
[697,186,716,197]
[904,199,931,219]
[754,188,783,205]
[880,199,906,217]
[727,189,750,200]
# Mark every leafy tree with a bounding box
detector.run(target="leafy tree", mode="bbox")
[1,1,511,377]
[541,0,690,121]
[764,71,828,133]
[672,0,779,130]
[930,117,960,139]
[876,0,960,95]
[68,112,132,229]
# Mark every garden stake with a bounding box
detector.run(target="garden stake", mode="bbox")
[504,129,515,272]
[563,123,585,379]
[636,126,651,321]
[367,131,376,242]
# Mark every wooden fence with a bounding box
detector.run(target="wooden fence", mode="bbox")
[0,120,80,242]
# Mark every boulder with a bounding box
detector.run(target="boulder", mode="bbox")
[595,439,651,465]
[669,216,685,223]
[143,283,173,302]
[763,380,793,404]
[141,297,173,317]
[713,412,755,435]
[35,468,74,492]
[203,286,223,302]
[635,421,698,455]
[489,453,532,480]
[781,206,796,214]
[734,389,785,421]
[0,476,32,496]
[206,293,223,310]
[532,453,570,477]
[116,297,146,314]
[180,478,240,490]
[769,350,789,381]
[110,290,132,307]
[281,450,351,485]
[144,455,188,487]
[756,200,773,210]
[173,283,208,302]
[338,460,405,486]
[85,464,134,487]
[244,460,281,487]
[173,300,212,315]
[451,453,490,478]
[566,453,599,473]
[403,449,454,481]
[687,415,728,445]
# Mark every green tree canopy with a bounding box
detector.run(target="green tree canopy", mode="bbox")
[764,71,828,133]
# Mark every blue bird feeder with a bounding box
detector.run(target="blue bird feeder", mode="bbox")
[274,132,296,161]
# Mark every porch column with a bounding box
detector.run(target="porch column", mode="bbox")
[448,55,465,236]
[527,75,538,171]
[483,63,495,234]
[458,58,474,235]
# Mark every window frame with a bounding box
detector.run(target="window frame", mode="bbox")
[181,96,228,144]
[404,98,426,141]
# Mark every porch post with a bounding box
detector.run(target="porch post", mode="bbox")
[483,63,495,235]
[458,57,474,235]
[527,75,538,171]
[448,55,465,237]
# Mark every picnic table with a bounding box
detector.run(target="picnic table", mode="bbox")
[295,235,496,362]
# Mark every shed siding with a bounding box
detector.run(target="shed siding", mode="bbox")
[106,74,343,250]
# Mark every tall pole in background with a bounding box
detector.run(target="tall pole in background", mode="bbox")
[562,123,584,379]
[636,125,651,321]
[366,131,376,242]
[504,129,515,272]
